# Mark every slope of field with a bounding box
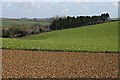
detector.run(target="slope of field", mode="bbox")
[2,21,118,52]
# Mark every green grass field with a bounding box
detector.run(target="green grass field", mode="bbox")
[1,18,50,28]
[2,21,118,53]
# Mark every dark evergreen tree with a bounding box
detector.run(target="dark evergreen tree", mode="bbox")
[50,13,110,30]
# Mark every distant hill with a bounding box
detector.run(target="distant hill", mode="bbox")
[1,18,54,28]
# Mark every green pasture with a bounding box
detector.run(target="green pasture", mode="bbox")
[2,21,118,53]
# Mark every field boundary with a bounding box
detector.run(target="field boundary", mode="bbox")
[2,48,118,54]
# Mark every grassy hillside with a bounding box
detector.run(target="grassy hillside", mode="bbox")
[2,21,118,52]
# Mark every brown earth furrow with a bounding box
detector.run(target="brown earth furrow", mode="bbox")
[2,50,119,78]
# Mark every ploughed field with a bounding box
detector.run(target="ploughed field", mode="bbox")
[2,21,119,53]
[2,50,118,78]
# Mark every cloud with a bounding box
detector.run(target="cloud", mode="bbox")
[1,0,120,2]
[0,3,1,17]
[65,8,68,12]
[1,2,118,18]
[112,2,118,7]
[5,3,11,7]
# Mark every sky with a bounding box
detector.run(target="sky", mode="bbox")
[1,1,119,18]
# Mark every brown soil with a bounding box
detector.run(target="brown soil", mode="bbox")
[2,50,119,78]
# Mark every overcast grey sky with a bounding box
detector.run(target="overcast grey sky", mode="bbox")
[1,2,119,18]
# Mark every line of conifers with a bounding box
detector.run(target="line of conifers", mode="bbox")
[2,13,112,38]
[50,13,110,30]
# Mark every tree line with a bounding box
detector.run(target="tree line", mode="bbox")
[2,13,110,38]
[2,18,52,38]
[50,13,110,30]
[2,25,50,38]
